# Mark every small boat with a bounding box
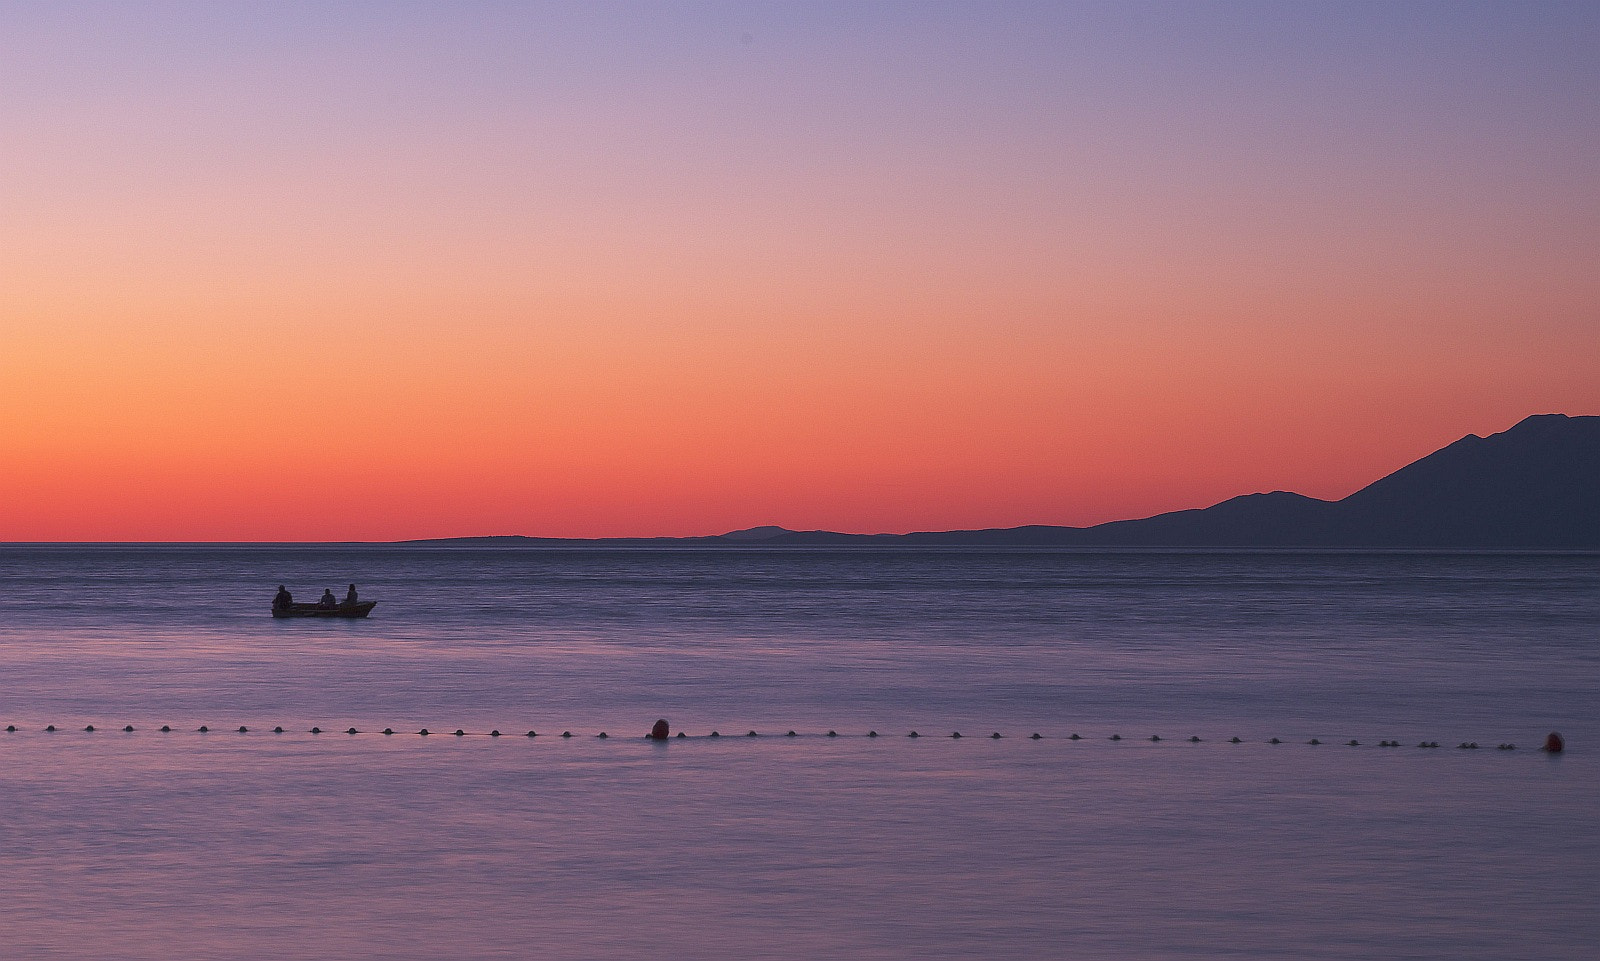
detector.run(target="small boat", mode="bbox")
[272,601,377,619]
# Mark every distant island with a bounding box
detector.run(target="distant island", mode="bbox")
[407,413,1600,549]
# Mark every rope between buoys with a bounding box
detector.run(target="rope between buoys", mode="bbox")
[0,723,1555,753]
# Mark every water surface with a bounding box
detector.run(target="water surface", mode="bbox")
[0,547,1594,959]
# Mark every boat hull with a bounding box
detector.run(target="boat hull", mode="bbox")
[272,601,377,619]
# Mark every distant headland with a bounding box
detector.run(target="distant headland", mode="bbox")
[407,414,1600,549]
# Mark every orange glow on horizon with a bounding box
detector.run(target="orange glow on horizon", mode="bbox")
[3,5,1597,540]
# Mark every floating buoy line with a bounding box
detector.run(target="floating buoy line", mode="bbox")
[0,722,1563,754]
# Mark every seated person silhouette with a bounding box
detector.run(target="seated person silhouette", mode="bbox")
[273,585,293,610]
[318,588,338,608]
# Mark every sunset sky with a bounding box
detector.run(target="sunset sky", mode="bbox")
[3,2,1597,540]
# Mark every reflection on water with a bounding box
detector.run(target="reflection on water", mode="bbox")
[2,735,1594,961]
[0,547,1595,959]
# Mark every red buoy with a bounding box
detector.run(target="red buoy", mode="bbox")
[1543,732,1564,753]
[649,719,670,741]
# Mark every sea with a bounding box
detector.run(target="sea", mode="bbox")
[0,546,1594,960]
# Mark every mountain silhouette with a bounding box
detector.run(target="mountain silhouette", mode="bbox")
[750,414,1600,548]
[719,525,796,541]
[1326,413,1600,547]
[410,414,1599,549]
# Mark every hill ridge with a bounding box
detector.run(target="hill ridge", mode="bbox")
[405,414,1600,548]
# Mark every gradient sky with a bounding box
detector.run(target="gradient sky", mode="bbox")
[3,1,1597,540]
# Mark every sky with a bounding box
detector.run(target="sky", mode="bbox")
[2,1,1597,540]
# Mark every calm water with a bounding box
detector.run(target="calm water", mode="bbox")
[0,547,1595,959]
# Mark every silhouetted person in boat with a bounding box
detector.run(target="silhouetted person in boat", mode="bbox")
[273,585,292,610]
[319,588,338,609]
[344,584,358,606]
